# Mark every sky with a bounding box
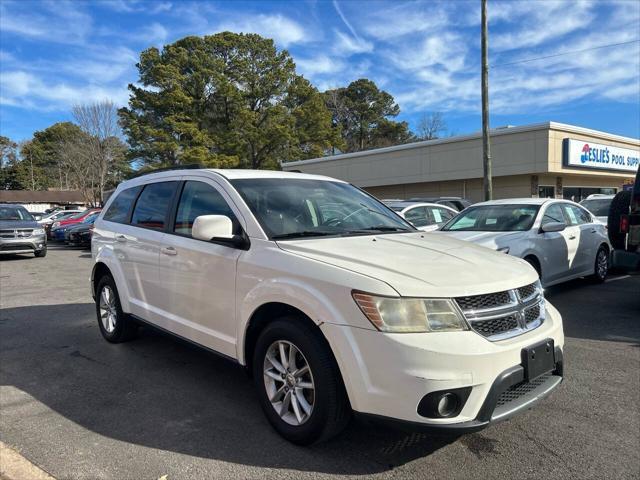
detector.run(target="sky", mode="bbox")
[1,0,639,143]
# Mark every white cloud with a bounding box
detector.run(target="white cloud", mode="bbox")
[334,30,373,54]
[0,0,93,45]
[0,70,129,111]
[218,14,309,47]
[296,55,345,76]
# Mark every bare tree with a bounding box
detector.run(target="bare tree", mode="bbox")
[416,112,447,140]
[71,100,126,204]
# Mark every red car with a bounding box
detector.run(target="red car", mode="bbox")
[49,208,101,238]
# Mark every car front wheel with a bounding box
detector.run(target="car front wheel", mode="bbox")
[253,318,350,445]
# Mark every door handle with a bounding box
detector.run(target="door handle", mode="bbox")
[115,234,127,242]
[161,246,177,256]
[590,229,597,233]
[569,235,576,240]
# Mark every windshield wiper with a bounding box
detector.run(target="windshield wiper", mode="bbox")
[272,231,336,240]
[346,226,412,234]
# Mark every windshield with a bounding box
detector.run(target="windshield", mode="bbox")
[231,179,414,239]
[580,198,612,216]
[82,213,99,224]
[0,206,33,221]
[68,211,87,220]
[442,204,539,232]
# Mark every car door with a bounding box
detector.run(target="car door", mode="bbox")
[538,203,577,284]
[157,178,243,357]
[565,204,599,275]
[119,180,179,321]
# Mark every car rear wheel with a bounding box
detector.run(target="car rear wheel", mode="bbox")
[591,245,609,283]
[95,275,137,343]
[253,318,350,445]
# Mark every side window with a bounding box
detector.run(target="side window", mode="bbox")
[542,204,565,226]
[103,186,141,223]
[131,182,177,231]
[433,207,455,224]
[174,181,235,237]
[565,205,590,225]
[405,207,430,227]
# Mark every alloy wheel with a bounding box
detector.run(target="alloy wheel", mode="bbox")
[596,249,608,279]
[263,340,315,426]
[99,286,117,333]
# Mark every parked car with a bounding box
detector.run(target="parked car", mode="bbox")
[0,204,47,257]
[608,168,640,271]
[65,212,100,247]
[383,201,458,231]
[580,194,615,223]
[50,208,100,240]
[91,169,564,445]
[436,198,610,287]
[43,211,82,237]
[406,196,472,211]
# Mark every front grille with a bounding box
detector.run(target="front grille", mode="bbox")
[455,282,543,341]
[496,373,553,408]
[0,229,33,238]
[517,283,537,300]
[455,291,512,311]
[0,244,34,251]
[524,304,540,324]
[472,314,519,336]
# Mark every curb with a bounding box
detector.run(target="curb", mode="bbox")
[0,442,56,480]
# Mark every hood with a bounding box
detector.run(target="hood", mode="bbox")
[276,232,537,297]
[433,230,524,250]
[0,219,39,229]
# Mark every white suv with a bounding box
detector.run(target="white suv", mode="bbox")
[91,169,564,444]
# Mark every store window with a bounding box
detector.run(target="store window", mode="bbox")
[538,186,555,198]
[563,187,617,202]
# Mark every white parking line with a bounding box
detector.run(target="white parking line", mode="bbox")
[605,275,631,283]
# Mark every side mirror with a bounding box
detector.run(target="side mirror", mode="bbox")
[541,221,566,233]
[192,215,234,241]
[192,215,250,250]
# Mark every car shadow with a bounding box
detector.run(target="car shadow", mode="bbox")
[545,275,640,346]
[0,303,457,475]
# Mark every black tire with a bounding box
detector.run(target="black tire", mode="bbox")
[252,317,350,445]
[590,245,609,283]
[524,255,541,279]
[95,274,138,343]
[34,246,47,258]
[608,191,631,249]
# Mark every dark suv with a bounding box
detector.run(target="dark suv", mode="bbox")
[608,168,640,271]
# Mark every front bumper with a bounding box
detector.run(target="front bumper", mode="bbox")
[320,301,564,430]
[0,235,47,254]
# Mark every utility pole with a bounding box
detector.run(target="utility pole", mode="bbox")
[481,0,492,201]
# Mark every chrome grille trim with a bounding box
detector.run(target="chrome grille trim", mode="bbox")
[0,229,34,238]
[455,282,544,341]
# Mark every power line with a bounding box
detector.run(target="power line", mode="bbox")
[492,39,640,68]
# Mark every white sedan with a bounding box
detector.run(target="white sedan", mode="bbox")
[384,201,458,232]
[435,198,611,286]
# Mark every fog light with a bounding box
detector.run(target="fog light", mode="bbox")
[417,387,471,418]
[437,393,458,417]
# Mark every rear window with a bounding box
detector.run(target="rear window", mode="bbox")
[131,182,178,231]
[103,186,142,223]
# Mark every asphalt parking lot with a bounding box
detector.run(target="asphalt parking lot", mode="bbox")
[1,247,639,480]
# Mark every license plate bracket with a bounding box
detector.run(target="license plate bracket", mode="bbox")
[522,339,555,381]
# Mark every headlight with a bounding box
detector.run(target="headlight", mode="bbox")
[352,292,469,333]
[497,246,510,254]
[32,228,45,235]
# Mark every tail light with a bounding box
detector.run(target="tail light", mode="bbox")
[620,215,629,234]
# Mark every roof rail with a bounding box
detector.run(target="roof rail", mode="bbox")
[129,164,204,179]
